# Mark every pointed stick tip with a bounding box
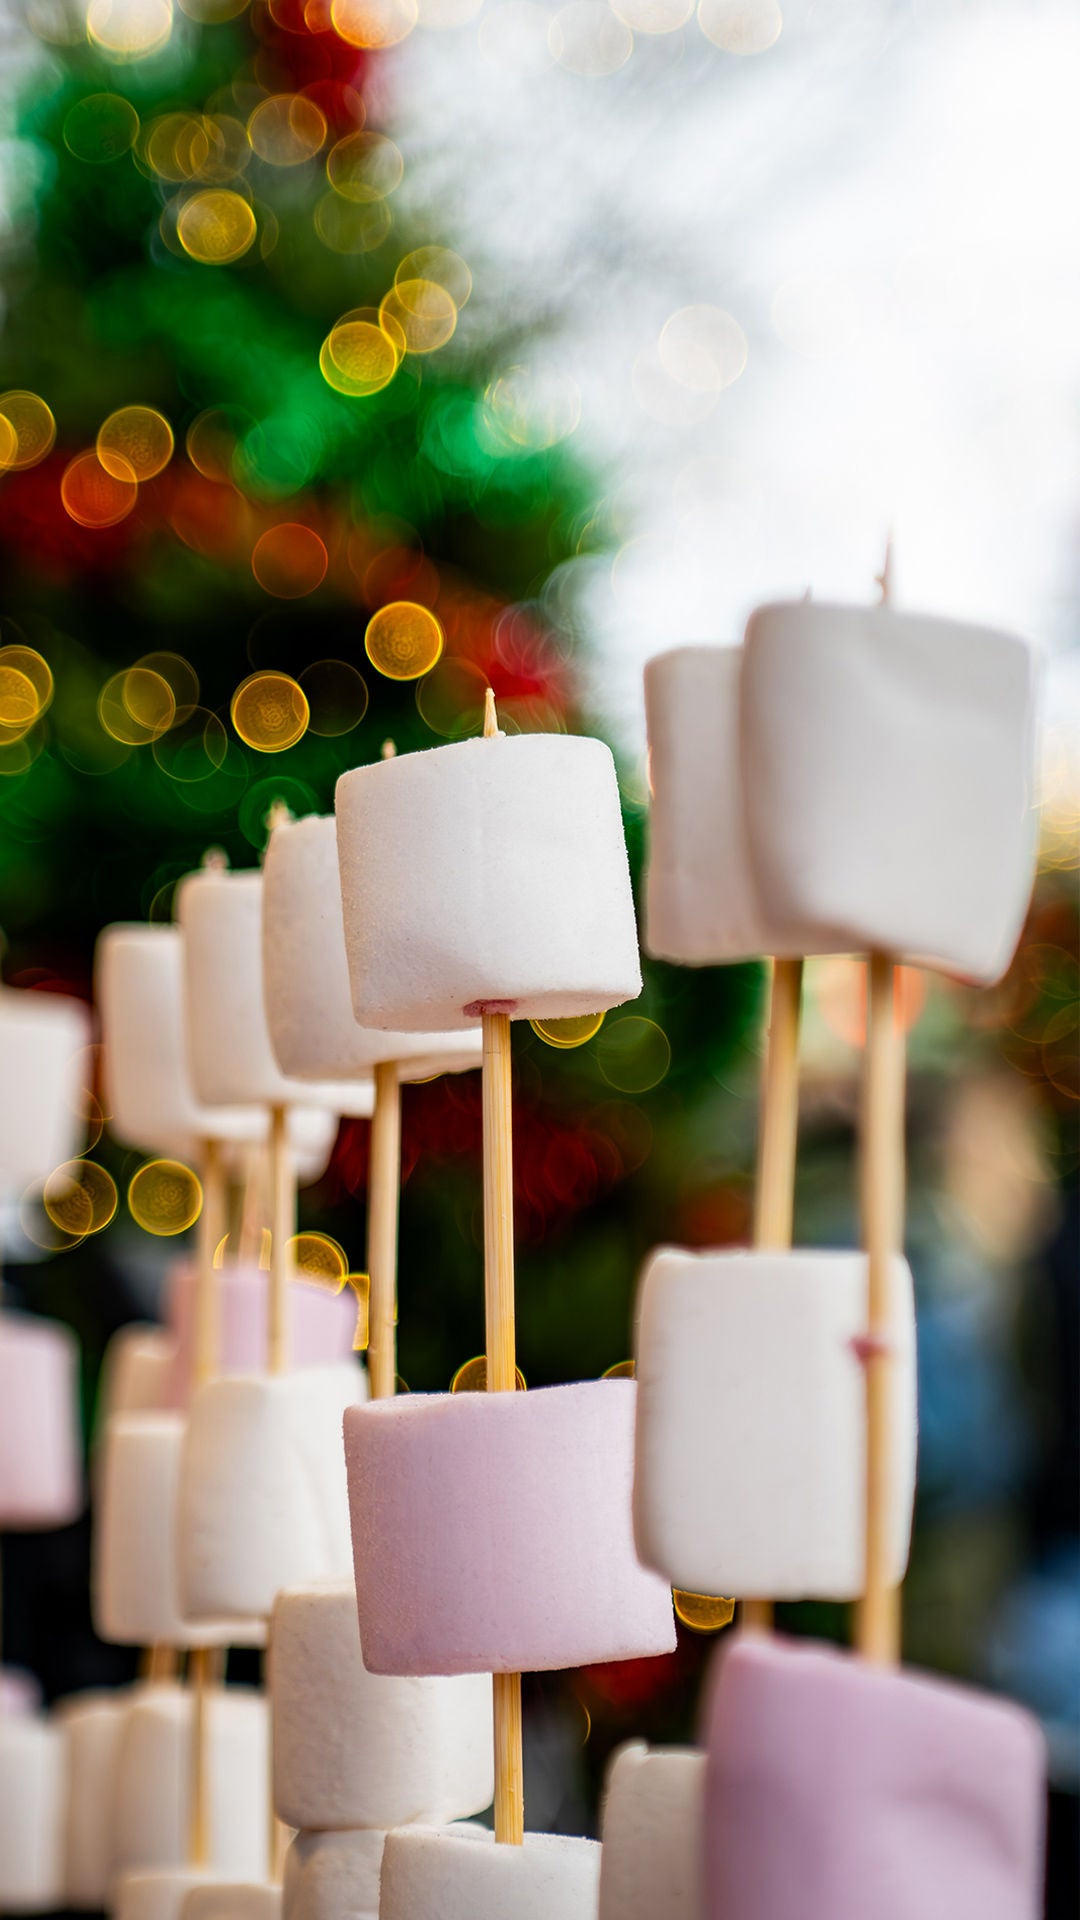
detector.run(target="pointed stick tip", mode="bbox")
[483,687,498,738]
[381,738,397,760]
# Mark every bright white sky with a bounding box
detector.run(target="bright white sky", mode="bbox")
[384,0,1080,775]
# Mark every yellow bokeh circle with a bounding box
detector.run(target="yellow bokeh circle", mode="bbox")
[177,189,257,265]
[0,392,57,471]
[86,0,174,62]
[314,192,392,255]
[98,405,174,481]
[326,130,403,203]
[0,666,40,734]
[672,1590,735,1633]
[99,667,176,745]
[395,246,472,310]
[450,1355,527,1393]
[321,321,399,398]
[530,1011,606,1049]
[43,1160,118,1238]
[129,1158,203,1235]
[248,94,328,166]
[289,1230,349,1284]
[365,602,443,681]
[331,0,417,48]
[231,670,309,751]
[380,278,457,355]
[602,1358,636,1379]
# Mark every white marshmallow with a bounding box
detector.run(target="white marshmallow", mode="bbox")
[598,1743,704,1920]
[0,987,90,1194]
[112,1684,269,1881]
[379,1826,601,1920]
[182,1883,282,1920]
[178,870,369,1115]
[98,1325,174,1424]
[114,1868,213,1920]
[179,1365,366,1622]
[0,1714,64,1912]
[270,1584,492,1831]
[644,646,797,966]
[283,1831,385,1920]
[633,1248,917,1600]
[335,733,642,1032]
[57,1690,128,1908]
[741,601,1040,984]
[94,1412,265,1649]
[263,816,484,1086]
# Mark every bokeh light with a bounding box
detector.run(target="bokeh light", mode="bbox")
[0,646,53,733]
[485,365,582,450]
[129,1158,203,1234]
[548,2,632,77]
[99,667,176,745]
[659,304,748,392]
[152,706,228,781]
[530,1011,606,1049]
[365,601,443,680]
[135,651,198,719]
[326,130,403,202]
[61,450,139,528]
[86,0,174,60]
[331,0,417,48]
[289,1230,348,1282]
[320,319,400,397]
[602,1359,636,1379]
[415,654,488,737]
[98,406,175,481]
[697,0,781,53]
[612,0,692,27]
[177,189,257,264]
[0,392,57,471]
[248,94,328,166]
[450,1355,527,1392]
[186,406,251,482]
[314,193,392,254]
[0,667,39,740]
[43,1160,118,1238]
[251,523,329,597]
[231,670,309,750]
[300,659,369,736]
[395,246,472,309]
[380,278,457,355]
[63,92,140,163]
[596,1015,671,1092]
[673,1590,735,1632]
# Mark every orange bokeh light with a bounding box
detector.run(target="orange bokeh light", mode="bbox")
[61,449,138,528]
[251,522,329,598]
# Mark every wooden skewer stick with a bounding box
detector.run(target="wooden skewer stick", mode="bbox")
[189,1135,226,1868]
[268,1103,293,1376]
[367,1061,402,1401]
[741,953,804,1634]
[479,686,525,1846]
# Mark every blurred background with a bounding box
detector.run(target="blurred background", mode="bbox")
[0,0,1076,1912]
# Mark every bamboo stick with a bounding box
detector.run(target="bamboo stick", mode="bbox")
[366,1060,401,1401]
[268,1103,292,1376]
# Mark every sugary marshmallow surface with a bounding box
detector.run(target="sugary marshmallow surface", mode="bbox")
[703,1636,1045,1920]
[114,1869,213,1920]
[263,816,483,1082]
[94,1413,264,1649]
[283,1830,386,1920]
[270,1584,493,1830]
[178,869,365,1113]
[112,1685,269,1881]
[336,733,642,1031]
[98,1324,174,1426]
[0,1311,81,1528]
[644,646,799,966]
[633,1248,917,1600]
[598,1743,704,1920]
[741,601,1039,984]
[0,1714,64,1913]
[57,1690,128,1908]
[345,1381,675,1675]
[182,1883,282,1920]
[162,1265,356,1409]
[0,986,89,1193]
[180,1365,366,1622]
[380,1827,601,1920]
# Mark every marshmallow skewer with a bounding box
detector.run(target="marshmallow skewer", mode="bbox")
[367,1061,401,1401]
[267,1106,292,1377]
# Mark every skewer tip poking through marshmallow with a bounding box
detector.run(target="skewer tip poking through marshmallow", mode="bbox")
[632,1248,917,1601]
[263,814,482,1083]
[702,1636,1046,1920]
[335,732,642,1032]
[597,1744,705,1920]
[270,1584,493,1832]
[344,1380,675,1677]
[56,1690,129,1910]
[0,1312,82,1528]
[0,985,90,1198]
[0,1713,64,1913]
[112,1683,269,1883]
[740,600,1041,986]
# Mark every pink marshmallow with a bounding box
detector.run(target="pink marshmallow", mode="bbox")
[161,1263,356,1408]
[703,1636,1045,1920]
[345,1381,676,1676]
[0,1313,81,1528]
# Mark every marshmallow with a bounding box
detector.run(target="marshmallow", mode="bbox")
[263,816,484,1083]
[345,1381,675,1676]
[380,1826,601,1920]
[0,1714,64,1912]
[703,1635,1046,1920]
[741,602,1040,985]
[162,1265,357,1409]
[0,1311,81,1527]
[99,1324,175,1424]
[633,1248,917,1600]
[182,1883,282,1920]
[113,1684,269,1880]
[1,1666,42,1716]
[598,1743,704,1920]
[283,1831,385,1920]
[94,1413,264,1649]
[178,870,369,1114]
[180,1364,366,1622]
[115,1869,213,1920]
[57,1690,128,1908]
[270,1584,493,1830]
[644,646,794,966]
[335,733,642,1032]
[0,986,90,1194]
